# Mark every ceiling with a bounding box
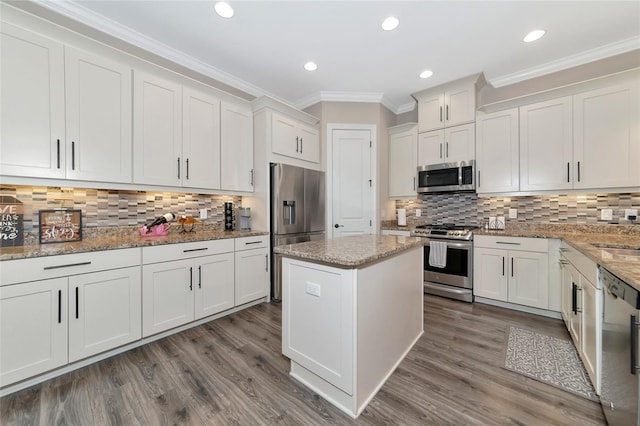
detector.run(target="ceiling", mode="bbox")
[34,1,640,113]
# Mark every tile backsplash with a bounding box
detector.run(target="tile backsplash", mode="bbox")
[0,186,242,231]
[396,192,640,226]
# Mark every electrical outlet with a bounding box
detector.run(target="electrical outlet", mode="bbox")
[601,209,613,221]
[305,282,321,297]
[625,209,638,221]
[199,208,208,219]
[508,208,517,219]
[415,209,422,217]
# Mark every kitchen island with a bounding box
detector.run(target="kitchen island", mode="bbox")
[274,234,424,418]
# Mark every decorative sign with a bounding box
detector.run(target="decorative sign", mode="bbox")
[0,196,24,247]
[39,209,82,244]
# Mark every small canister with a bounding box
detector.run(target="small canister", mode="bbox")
[224,202,233,231]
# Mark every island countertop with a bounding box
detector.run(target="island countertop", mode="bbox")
[273,234,425,267]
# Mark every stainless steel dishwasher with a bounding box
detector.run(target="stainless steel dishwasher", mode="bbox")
[600,266,640,426]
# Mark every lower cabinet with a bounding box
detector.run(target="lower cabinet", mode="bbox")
[474,236,550,310]
[235,236,270,306]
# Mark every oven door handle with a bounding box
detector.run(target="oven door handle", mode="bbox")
[425,239,472,250]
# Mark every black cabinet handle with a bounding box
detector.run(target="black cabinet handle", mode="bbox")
[72,141,75,170]
[189,267,193,291]
[186,158,189,180]
[502,257,505,276]
[496,242,520,246]
[75,287,79,319]
[631,315,639,375]
[250,169,254,186]
[439,106,443,122]
[577,161,581,182]
[300,137,303,154]
[446,105,449,121]
[245,241,262,245]
[44,261,91,270]
[198,265,202,288]
[439,143,442,159]
[511,257,514,277]
[177,157,181,179]
[58,290,62,324]
[567,162,570,182]
[183,247,208,253]
[56,139,61,169]
[572,283,577,314]
[265,254,268,272]
[446,142,449,158]
[296,136,299,152]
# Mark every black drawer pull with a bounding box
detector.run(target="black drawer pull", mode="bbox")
[58,290,62,324]
[496,242,521,245]
[44,261,92,270]
[245,241,262,245]
[183,248,208,253]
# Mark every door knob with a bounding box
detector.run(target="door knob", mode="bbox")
[334,224,344,228]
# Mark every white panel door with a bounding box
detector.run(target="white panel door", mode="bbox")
[195,253,235,319]
[476,108,520,193]
[142,260,194,337]
[388,128,417,197]
[68,267,141,362]
[473,247,508,301]
[133,71,182,186]
[0,278,68,386]
[221,102,254,192]
[444,123,475,163]
[520,97,573,191]
[65,48,133,183]
[183,88,221,189]
[235,248,269,306]
[508,251,549,309]
[417,130,444,165]
[0,23,65,178]
[573,82,640,189]
[417,92,445,133]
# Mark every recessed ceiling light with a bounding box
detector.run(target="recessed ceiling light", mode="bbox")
[304,61,318,71]
[214,2,234,19]
[419,70,434,79]
[381,16,400,31]
[523,29,546,43]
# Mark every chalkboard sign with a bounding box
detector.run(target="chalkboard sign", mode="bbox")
[0,196,24,247]
[39,209,82,244]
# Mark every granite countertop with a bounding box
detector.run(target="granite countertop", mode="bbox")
[273,234,425,268]
[0,226,269,261]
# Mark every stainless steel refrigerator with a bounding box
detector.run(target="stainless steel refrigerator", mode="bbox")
[270,163,325,302]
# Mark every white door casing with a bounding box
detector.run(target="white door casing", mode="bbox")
[327,126,376,238]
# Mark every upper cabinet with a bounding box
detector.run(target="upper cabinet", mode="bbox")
[418,123,475,166]
[413,74,482,133]
[1,24,132,183]
[221,102,254,192]
[573,82,640,189]
[388,123,418,198]
[272,112,320,164]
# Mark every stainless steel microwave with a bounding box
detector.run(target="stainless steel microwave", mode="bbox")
[417,160,475,193]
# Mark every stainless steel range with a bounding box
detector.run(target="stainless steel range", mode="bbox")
[413,224,477,303]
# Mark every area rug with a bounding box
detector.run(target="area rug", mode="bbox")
[502,325,598,402]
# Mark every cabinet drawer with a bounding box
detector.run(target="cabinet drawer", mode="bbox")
[235,235,269,251]
[142,239,234,264]
[474,235,548,252]
[1,248,140,286]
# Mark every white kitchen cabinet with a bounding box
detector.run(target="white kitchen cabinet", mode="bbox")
[0,278,68,386]
[519,97,573,191]
[234,236,269,306]
[1,23,65,179]
[474,236,549,310]
[388,123,417,197]
[182,87,221,190]
[221,102,254,192]
[194,252,235,320]
[68,267,141,362]
[573,81,640,189]
[414,79,477,133]
[418,123,475,166]
[475,108,519,193]
[272,112,320,164]
[133,71,183,186]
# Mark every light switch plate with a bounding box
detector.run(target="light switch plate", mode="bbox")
[199,208,208,219]
[305,282,321,297]
[601,209,613,221]
[415,209,422,217]
[625,209,638,221]
[508,208,517,219]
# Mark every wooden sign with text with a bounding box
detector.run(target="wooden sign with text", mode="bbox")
[39,209,82,244]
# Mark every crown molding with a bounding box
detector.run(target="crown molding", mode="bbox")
[295,91,416,115]
[489,36,640,88]
[396,101,416,115]
[32,0,279,100]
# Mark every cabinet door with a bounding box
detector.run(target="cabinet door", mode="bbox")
[473,247,508,301]
[195,253,235,320]
[298,124,320,164]
[444,123,475,163]
[68,267,141,362]
[65,48,133,183]
[520,97,573,191]
[1,23,65,178]
[417,130,444,165]
[444,84,475,127]
[221,102,254,192]
[0,278,67,386]
[142,259,194,337]
[133,71,182,186]
[560,262,572,327]
[476,108,519,193]
[581,277,601,394]
[235,248,269,306]
[567,265,582,348]
[417,92,445,133]
[389,128,417,197]
[508,251,549,309]
[573,82,640,189]
[272,112,301,158]
[183,88,221,189]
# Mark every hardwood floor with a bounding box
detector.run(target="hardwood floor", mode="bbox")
[1,295,606,425]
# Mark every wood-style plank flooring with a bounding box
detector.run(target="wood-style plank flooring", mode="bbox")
[1,295,606,425]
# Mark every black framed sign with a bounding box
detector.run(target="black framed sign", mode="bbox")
[39,209,82,244]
